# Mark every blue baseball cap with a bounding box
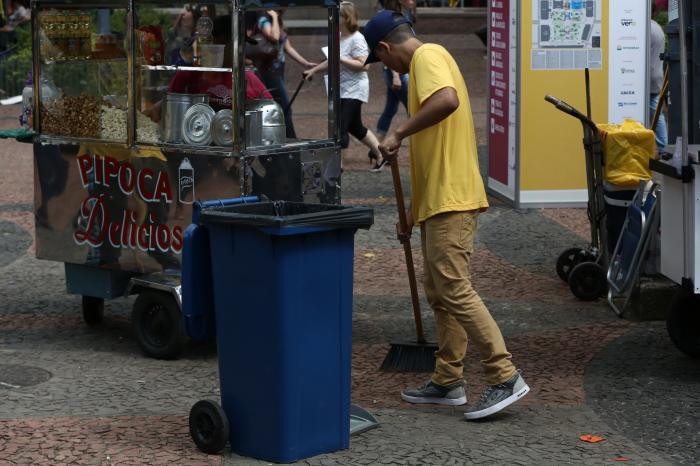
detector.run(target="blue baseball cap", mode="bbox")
[363,10,412,64]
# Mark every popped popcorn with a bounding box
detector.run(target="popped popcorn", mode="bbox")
[136,111,160,143]
[99,105,161,143]
[100,104,127,141]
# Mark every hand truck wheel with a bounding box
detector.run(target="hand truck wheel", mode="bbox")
[556,247,589,282]
[189,399,229,454]
[568,261,606,301]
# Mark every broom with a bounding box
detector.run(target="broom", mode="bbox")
[380,158,438,372]
[283,76,306,115]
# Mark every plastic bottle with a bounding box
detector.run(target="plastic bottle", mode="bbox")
[20,72,58,129]
[20,74,33,129]
[193,16,213,66]
[179,157,195,204]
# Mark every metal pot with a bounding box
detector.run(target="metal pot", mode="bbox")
[212,109,233,146]
[244,110,263,147]
[161,92,209,143]
[181,103,215,146]
[245,99,285,146]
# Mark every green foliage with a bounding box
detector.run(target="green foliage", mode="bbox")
[1,7,174,98]
[654,11,669,27]
[48,58,128,98]
[111,7,173,31]
[3,25,32,95]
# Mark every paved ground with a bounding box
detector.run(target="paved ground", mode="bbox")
[1,28,699,466]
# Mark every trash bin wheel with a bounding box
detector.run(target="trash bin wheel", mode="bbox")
[189,400,229,454]
[568,261,606,301]
[667,289,700,358]
[556,247,590,282]
[82,296,104,326]
[132,290,185,359]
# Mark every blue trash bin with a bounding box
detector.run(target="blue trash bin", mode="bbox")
[198,200,373,463]
[182,196,259,341]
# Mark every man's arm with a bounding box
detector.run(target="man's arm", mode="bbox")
[379,86,459,160]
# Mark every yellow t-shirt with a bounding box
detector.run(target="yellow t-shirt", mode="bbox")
[408,44,488,224]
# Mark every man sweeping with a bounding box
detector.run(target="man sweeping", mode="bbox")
[364,10,529,420]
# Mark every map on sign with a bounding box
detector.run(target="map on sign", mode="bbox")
[531,0,602,70]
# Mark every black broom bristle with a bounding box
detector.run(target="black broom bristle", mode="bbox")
[379,341,438,372]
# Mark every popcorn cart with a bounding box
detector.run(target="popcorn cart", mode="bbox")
[30,0,343,358]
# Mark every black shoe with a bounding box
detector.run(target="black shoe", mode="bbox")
[370,158,389,172]
[368,150,378,167]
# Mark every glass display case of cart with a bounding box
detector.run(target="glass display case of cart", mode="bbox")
[36,5,128,142]
[133,2,333,150]
[33,1,338,150]
[134,2,232,147]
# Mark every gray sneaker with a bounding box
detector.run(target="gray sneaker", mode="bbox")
[401,380,467,406]
[464,370,529,420]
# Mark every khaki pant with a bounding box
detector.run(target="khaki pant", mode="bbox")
[421,211,516,386]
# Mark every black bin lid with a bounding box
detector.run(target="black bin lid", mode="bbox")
[199,201,374,230]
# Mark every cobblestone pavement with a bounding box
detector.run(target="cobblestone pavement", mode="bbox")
[1,30,699,466]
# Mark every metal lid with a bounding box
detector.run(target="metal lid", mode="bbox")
[245,99,285,127]
[181,103,215,146]
[166,92,209,104]
[212,109,233,146]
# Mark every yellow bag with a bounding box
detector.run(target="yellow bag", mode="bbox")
[597,119,655,187]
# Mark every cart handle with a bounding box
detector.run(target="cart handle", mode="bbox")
[544,95,597,131]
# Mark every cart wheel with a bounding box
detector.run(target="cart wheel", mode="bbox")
[556,248,588,282]
[132,291,185,359]
[82,296,104,326]
[667,289,700,358]
[568,262,606,301]
[189,400,229,454]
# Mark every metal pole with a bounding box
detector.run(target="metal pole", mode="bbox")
[30,0,40,134]
[127,0,135,147]
[232,2,243,152]
[678,0,692,283]
[327,5,340,144]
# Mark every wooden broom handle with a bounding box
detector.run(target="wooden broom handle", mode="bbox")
[390,159,426,343]
[651,66,669,132]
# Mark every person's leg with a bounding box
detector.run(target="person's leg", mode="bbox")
[422,211,516,386]
[423,227,469,386]
[277,76,296,139]
[262,72,296,139]
[398,73,408,109]
[377,67,400,138]
[650,94,667,151]
[420,211,529,420]
[360,130,381,159]
[346,100,386,170]
[339,98,353,149]
[657,112,667,150]
[399,227,468,406]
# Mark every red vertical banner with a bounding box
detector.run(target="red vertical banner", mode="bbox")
[488,0,510,185]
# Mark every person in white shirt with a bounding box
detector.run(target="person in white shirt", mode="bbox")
[303,1,387,171]
[649,5,667,150]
